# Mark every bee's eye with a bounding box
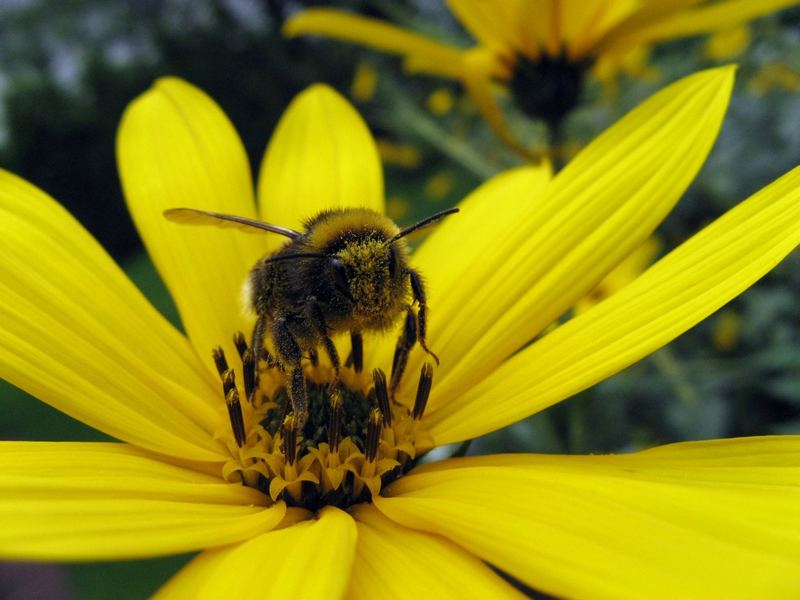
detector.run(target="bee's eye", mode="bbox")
[330,257,350,295]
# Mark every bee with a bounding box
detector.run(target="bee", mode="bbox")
[164,205,458,422]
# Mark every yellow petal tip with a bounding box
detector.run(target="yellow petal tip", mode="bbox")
[282,8,334,38]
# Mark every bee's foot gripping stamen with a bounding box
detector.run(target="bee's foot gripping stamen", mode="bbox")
[413,363,434,420]
[372,369,392,427]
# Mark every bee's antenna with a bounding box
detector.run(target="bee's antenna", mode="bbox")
[264,253,328,264]
[387,207,459,244]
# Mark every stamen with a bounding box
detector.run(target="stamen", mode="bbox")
[282,415,298,466]
[365,408,382,462]
[413,362,434,419]
[232,331,248,361]
[222,368,237,397]
[212,346,229,377]
[372,368,392,427]
[226,387,246,447]
[213,324,436,510]
[328,389,343,452]
[242,348,255,402]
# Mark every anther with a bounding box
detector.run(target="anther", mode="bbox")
[365,408,382,462]
[212,346,229,377]
[372,368,392,427]
[413,362,434,420]
[242,349,255,402]
[328,390,343,452]
[281,415,298,466]
[222,368,237,397]
[225,387,246,447]
[232,331,248,361]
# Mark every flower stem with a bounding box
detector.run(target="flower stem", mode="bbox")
[377,77,503,180]
[651,346,700,407]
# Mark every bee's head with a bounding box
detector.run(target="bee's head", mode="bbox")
[329,235,408,318]
[294,206,458,327]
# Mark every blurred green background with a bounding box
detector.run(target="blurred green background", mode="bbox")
[1,1,799,598]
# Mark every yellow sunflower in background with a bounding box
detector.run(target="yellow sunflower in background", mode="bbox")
[285,0,799,158]
[2,66,800,598]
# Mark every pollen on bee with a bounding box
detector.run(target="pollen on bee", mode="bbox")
[216,332,437,510]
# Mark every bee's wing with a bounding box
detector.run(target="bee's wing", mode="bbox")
[163,208,301,239]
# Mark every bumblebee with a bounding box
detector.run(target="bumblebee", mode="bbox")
[164,206,458,422]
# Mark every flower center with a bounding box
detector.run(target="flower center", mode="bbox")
[508,51,589,127]
[212,333,435,511]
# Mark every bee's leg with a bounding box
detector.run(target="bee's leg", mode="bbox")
[408,268,439,365]
[288,366,306,425]
[305,296,340,391]
[273,317,307,423]
[250,316,268,400]
[308,348,319,367]
[321,337,341,394]
[348,331,363,373]
[390,306,417,394]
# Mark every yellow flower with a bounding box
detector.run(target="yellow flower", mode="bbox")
[703,25,752,60]
[285,0,798,158]
[2,67,800,598]
[351,62,378,102]
[748,62,800,94]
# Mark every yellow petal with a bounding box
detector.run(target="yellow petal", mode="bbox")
[607,0,799,49]
[377,436,800,600]
[429,163,800,445]
[0,442,282,560]
[117,77,265,376]
[257,84,384,237]
[560,0,644,59]
[348,503,525,599]
[446,0,528,57]
[0,171,223,461]
[421,66,734,410]
[572,235,662,315]
[703,25,752,61]
[154,506,356,599]
[284,9,465,79]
